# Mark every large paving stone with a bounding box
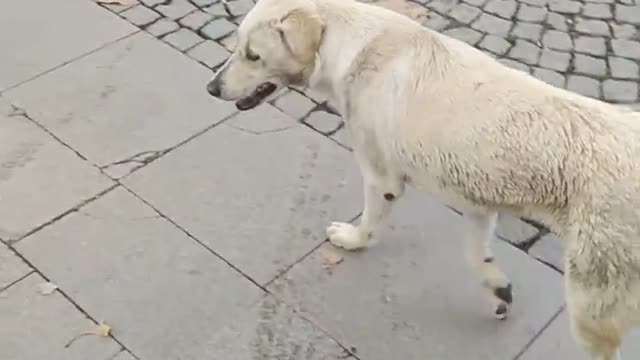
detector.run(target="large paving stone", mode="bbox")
[0,0,135,90]
[269,190,565,360]
[16,188,277,360]
[5,32,236,177]
[125,104,363,285]
[0,109,113,241]
[0,243,31,289]
[519,310,640,359]
[0,273,121,360]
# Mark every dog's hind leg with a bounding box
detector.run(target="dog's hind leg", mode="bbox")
[327,167,404,250]
[463,210,513,319]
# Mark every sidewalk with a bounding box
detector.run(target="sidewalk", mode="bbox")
[0,0,639,359]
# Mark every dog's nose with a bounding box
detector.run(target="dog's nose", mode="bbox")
[207,79,221,97]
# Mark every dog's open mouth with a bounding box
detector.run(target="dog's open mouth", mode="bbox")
[235,82,277,111]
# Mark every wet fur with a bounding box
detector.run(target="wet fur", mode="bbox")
[210,0,640,358]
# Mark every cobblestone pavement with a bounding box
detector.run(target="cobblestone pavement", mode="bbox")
[0,0,639,359]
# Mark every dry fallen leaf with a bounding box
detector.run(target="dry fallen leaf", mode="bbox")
[37,282,58,295]
[64,321,113,348]
[320,246,344,270]
[96,0,134,5]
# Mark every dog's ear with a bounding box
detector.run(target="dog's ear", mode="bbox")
[275,8,324,65]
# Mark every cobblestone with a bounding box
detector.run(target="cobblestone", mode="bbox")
[567,75,601,98]
[609,56,639,79]
[479,34,511,55]
[542,30,572,51]
[602,79,638,102]
[187,40,230,68]
[155,0,196,20]
[533,67,566,87]
[120,5,160,27]
[162,28,204,51]
[499,58,532,73]
[574,36,607,56]
[549,0,582,14]
[573,54,607,77]
[612,23,638,39]
[512,22,544,42]
[423,13,451,31]
[443,27,483,45]
[179,11,214,31]
[582,3,612,19]
[484,0,518,19]
[611,39,640,58]
[545,12,568,31]
[471,13,512,36]
[201,18,236,40]
[538,49,571,71]
[204,3,228,18]
[575,19,610,36]
[509,40,540,65]
[226,0,256,17]
[146,18,179,37]
[615,5,640,25]
[448,4,482,24]
[516,5,548,22]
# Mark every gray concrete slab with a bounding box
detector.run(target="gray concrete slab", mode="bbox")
[15,188,267,360]
[519,310,640,359]
[0,109,113,241]
[5,32,236,176]
[269,190,565,360]
[0,243,31,289]
[0,273,121,360]
[124,104,363,285]
[0,0,136,91]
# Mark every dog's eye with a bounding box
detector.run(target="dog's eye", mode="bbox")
[246,51,260,62]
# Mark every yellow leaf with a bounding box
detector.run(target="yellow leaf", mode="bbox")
[64,321,113,348]
[94,321,112,337]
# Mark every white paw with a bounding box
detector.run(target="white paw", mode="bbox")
[326,222,368,250]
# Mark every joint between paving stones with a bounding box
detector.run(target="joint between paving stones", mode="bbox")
[9,184,120,246]
[512,306,565,360]
[3,246,142,359]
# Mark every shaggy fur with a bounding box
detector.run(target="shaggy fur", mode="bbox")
[207,0,640,358]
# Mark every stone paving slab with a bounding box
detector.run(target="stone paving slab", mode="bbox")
[0,102,113,241]
[269,190,565,360]
[520,310,640,359]
[15,187,265,360]
[0,243,31,290]
[4,32,236,178]
[0,0,136,91]
[0,273,121,360]
[124,104,363,285]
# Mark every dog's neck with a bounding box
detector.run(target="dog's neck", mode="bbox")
[306,0,383,112]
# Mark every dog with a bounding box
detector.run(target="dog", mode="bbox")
[206,0,640,358]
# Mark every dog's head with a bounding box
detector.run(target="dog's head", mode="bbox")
[206,0,324,110]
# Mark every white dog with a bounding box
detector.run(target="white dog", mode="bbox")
[206,0,640,358]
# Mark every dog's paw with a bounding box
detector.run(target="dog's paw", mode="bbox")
[491,283,513,320]
[326,222,368,250]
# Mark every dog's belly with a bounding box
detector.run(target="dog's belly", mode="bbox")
[400,162,489,214]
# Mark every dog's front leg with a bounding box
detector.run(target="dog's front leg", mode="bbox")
[327,169,404,250]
